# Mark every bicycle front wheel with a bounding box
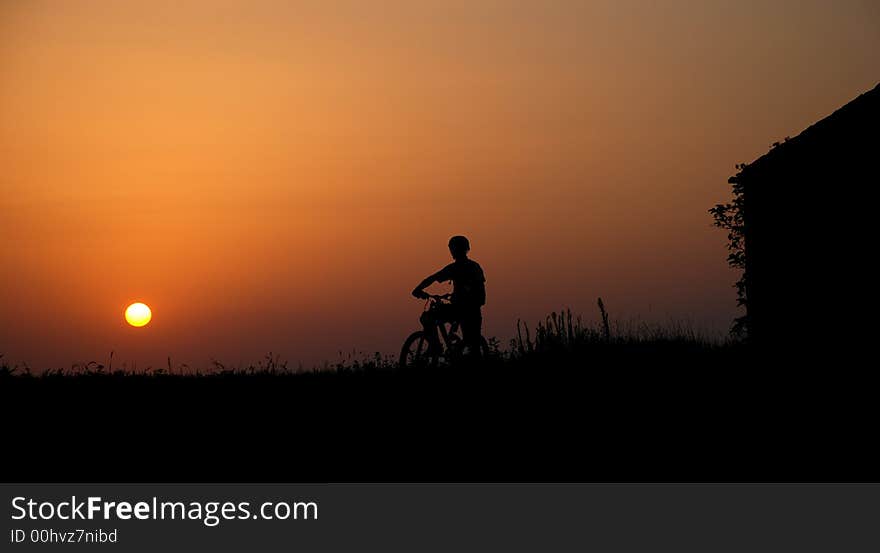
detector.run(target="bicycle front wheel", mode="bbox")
[399,331,438,368]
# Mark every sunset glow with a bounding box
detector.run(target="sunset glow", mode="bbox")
[1,1,877,369]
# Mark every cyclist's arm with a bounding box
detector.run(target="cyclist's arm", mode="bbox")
[412,269,446,299]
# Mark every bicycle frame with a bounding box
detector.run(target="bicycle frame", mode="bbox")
[435,318,460,351]
[423,295,462,353]
[400,293,486,367]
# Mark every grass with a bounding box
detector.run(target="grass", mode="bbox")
[2,300,870,483]
[0,298,735,378]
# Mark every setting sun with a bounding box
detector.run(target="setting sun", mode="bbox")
[125,303,152,327]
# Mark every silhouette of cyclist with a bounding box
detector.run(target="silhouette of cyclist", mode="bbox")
[412,235,486,359]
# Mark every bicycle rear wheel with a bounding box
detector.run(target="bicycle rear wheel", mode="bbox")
[399,331,438,368]
[448,335,491,363]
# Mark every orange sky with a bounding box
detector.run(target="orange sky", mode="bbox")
[1,1,878,369]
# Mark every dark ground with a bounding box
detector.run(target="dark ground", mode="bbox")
[2,342,875,482]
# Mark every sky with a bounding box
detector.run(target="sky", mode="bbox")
[1,0,878,369]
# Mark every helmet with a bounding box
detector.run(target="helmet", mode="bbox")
[448,235,470,258]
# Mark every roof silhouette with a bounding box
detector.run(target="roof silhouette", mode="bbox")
[741,81,880,177]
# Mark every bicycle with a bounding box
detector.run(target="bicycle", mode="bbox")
[399,293,489,368]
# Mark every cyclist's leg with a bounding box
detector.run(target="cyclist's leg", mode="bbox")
[459,307,483,360]
[419,310,442,353]
[432,303,459,353]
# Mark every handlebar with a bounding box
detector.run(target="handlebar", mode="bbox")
[415,292,452,303]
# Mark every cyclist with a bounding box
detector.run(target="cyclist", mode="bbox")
[412,235,486,359]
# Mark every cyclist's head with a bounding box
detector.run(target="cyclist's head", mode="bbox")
[448,235,470,260]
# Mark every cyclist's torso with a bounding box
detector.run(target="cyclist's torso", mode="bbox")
[436,258,486,308]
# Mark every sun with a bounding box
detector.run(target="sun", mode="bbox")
[125,302,152,327]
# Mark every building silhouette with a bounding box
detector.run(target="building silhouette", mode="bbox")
[730,83,879,352]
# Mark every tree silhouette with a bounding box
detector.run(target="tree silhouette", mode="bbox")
[709,164,748,338]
